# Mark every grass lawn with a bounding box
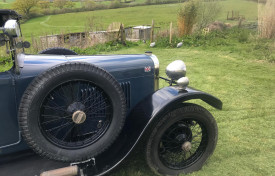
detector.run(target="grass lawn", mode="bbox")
[98,44,274,176]
[1,0,274,175]
[216,0,258,23]
[2,40,273,175]
[0,41,274,176]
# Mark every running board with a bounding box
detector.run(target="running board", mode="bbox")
[40,165,79,176]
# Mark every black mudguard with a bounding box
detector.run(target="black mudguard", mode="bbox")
[87,86,222,175]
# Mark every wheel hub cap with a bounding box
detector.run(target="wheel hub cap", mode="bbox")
[182,141,192,152]
[72,110,86,124]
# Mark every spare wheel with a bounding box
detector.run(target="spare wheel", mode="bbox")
[19,62,126,162]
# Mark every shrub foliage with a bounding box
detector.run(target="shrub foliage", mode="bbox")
[258,0,275,39]
[178,0,199,36]
[12,0,38,16]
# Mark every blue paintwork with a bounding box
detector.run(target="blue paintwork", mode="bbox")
[0,54,155,155]
[0,9,223,175]
[86,86,222,175]
[0,51,222,161]
[0,71,19,147]
[0,53,222,176]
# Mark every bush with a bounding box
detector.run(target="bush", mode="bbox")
[258,0,275,39]
[238,31,249,43]
[155,27,256,48]
[178,0,221,35]
[246,0,267,3]
[109,0,123,9]
[38,1,50,9]
[178,0,199,36]
[65,1,75,9]
[154,27,274,62]
[196,0,221,30]
[146,0,152,5]
[252,39,275,62]
[53,0,67,9]
[71,41,138,55]
[82,0,96,10]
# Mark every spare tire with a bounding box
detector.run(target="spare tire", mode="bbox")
[19,62,126,162]
[39,47,77,55]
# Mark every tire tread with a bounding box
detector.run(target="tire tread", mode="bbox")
[19,62,126,162]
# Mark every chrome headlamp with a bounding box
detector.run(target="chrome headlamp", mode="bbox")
[166,60,186,80]
[166,60,189,90]
[4,20,21,37]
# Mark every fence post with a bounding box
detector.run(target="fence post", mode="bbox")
[150,19,154,43]
[45,34,48,49]
[169,22,173,44]
[120,24,126,45]
[227,11,229,20]
[238,17,244,28]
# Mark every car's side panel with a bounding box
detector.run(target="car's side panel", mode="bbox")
[87,86,222,176]
[0,71,20,149]
[19,54,155,112]
[20,54,155,80]
[0,54,155,155]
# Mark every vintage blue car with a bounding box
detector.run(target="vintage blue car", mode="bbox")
[0,10,222,176]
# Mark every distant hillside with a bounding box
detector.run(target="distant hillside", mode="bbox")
[0,0,15,9]
[20,0,259,41]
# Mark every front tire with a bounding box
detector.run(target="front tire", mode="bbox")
[145,104,218,175]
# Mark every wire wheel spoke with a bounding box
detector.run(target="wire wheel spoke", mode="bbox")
[159,119,208,169]
[39,80,113,149]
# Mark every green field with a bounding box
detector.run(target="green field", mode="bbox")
[0,40,274,175]
[20,0,258,40]
[0,0,164,13]
[1,0,274,175]
[21,4,178,40]
[0,0,15,9]
[100,44,274,176]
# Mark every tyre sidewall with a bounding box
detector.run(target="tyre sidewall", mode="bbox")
[146,104,218,175]
[21,63,125,161]
[39,47,77,55]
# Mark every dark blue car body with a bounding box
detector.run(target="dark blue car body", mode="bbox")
[0,9,222,176]
[0,54,156,155]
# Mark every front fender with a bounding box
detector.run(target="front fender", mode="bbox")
[88,86,222,176]
[148,86,222,117]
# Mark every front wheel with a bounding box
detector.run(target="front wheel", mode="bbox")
[145,104,218,175]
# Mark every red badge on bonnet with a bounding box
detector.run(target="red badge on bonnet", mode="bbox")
[144,66,151,72]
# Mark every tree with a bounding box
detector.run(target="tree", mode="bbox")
[12,0,38,16]
[65,1,75,9]
[146,0,152,5]
[53,0,67,9]
[82,0,96,9]
[38,1,51,9]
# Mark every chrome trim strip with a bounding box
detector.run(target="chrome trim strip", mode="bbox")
[150,54,159,91]
[0,132,22,149]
